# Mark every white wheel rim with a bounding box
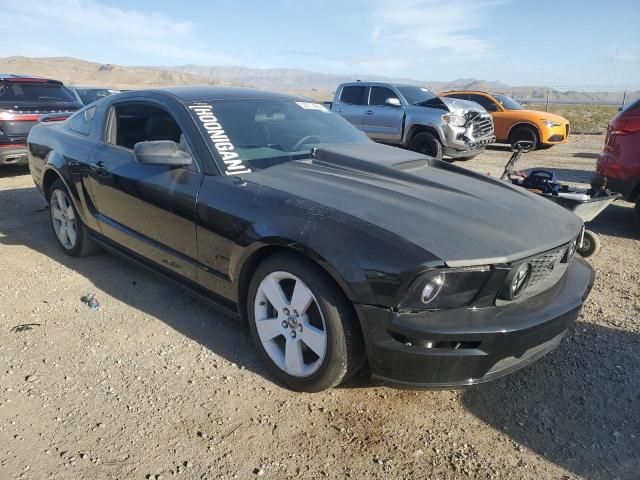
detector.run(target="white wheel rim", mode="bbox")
[254,271,327,378]
[50,189,77,250]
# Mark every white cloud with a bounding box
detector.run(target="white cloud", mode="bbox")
[0,0,234,64]
[370,0,506,58]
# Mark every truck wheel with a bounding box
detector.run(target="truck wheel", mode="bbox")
[48,179,100,257]
[408,132,443,160]
[510,126,539,149]
[577,230,600,257]
[247,252,365,392]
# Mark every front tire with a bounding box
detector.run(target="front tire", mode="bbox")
[48,179,100,257]
[509,126,539,149]
[247,252,365,392]
[408,132,443,160]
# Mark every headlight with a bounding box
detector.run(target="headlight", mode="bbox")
[442,114,467,127]
[398,267,492,311]
[542,119,562,127]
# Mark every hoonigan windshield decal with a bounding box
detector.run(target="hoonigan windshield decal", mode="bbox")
[188,103,252,175]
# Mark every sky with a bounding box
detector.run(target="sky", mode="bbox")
[0,0,638,87]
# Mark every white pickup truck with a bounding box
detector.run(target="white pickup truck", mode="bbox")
[327,81,495,160]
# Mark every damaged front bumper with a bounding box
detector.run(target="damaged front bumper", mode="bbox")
[355,257,594,388]
[443,114,495,158]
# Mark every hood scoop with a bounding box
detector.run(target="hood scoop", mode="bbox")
[312,142,432,174]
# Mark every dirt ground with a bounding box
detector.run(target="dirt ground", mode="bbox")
[1,134,638,480]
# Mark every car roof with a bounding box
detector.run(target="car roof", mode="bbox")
[0,73,63,84]
[144,86,307,102]
[340,81,423,88]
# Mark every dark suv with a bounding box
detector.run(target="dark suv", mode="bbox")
[0,74,81,166]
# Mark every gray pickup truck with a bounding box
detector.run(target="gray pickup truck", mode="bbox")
[328,81,495,160]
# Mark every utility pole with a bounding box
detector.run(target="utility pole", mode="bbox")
[545,89,551,112]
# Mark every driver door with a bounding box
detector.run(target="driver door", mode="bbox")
[469,93,508,140]
[362,86,404,144]
[88,99,203,281]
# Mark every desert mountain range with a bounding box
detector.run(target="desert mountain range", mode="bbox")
[0,56,636,105]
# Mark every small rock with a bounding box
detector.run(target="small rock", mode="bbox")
[613,431,622,439]
[253,468,264,476]
[25,375,37,382]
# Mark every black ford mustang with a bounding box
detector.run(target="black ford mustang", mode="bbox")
[27,87,594,392]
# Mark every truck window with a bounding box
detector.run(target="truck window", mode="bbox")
[369,87,399,106]
[340,86,367,105]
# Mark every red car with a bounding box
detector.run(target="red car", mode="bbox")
[594,98,640,227]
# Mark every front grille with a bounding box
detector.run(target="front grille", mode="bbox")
[497,243,572,303]
[527,245,568,288]
[471,115,494,139]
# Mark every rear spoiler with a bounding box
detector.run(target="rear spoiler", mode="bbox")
[38,112,73,123]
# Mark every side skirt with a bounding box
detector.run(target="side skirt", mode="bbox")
[89,232,241,321]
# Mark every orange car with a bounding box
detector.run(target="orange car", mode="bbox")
[440,91,569,149]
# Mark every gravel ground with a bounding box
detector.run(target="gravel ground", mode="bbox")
[0,134,638,480]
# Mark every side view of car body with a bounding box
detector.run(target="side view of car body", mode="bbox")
[66,86,124,105]
[27,87,594,392]
[593,97,640,227]
[329,82,495,160]
[440,90,570,149]
[0,74,81,166]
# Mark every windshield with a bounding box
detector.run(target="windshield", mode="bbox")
[0,82,77,104]
[396,86,436,105]
[188,99,371,173]
[75,88,121,105]
[493,93,524,110]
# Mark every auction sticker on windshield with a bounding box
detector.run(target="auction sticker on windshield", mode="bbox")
[295,102,329,112]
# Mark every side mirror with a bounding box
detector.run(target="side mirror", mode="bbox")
[486,104,500,112]
[385,97,401,107]
[133,140,192,167]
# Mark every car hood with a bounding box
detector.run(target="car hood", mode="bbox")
[439,96,488,114]
[517,110,568,123]
[247,143,582,267]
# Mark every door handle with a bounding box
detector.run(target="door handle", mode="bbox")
[90,160,108,176]
[364,110,374,115]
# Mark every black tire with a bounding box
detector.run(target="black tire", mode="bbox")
[247,252,365,392]
[48,179,100,257]
[509,126,539,149]
[635,198,640,233]
[408,132,443,160]
[577,230,600,258]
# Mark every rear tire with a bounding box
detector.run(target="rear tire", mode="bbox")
[48,179,100,257]
[247,252,365,392]
[509,126,539,149]
[635,197,640,233]
[408,132,443,160]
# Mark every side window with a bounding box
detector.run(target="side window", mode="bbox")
[468,94,497,110]
[106,102,183,150]
[69,106,96,136]
[339,86,367,105]
[369,87,399,106]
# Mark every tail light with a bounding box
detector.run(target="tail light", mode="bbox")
[0,111,41,122]
[609,115,640,136]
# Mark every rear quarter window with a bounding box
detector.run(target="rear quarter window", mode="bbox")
[69,106,97,136]
[339,86,368,105]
